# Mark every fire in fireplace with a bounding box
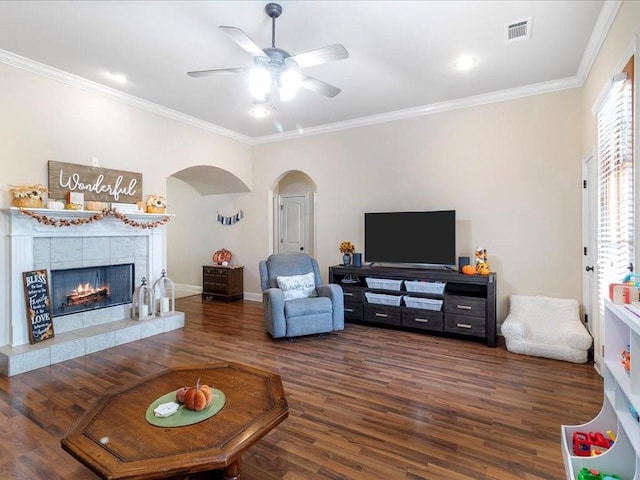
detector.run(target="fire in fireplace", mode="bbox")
[51,263,134,317]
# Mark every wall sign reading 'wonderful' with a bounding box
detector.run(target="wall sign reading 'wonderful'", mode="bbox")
[23,269,55,344]
[48,160,142,203]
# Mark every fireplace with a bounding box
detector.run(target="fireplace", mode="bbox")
[51,264,134,317]
[0,208,185,377]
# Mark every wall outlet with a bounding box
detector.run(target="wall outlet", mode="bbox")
[92,157,100,167]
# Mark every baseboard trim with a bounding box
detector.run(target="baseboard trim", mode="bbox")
[175,284,202,299]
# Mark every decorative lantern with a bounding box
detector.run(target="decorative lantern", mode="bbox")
[153,269,175,315]
[132,277,155,320]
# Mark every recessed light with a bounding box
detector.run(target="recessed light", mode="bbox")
[108,72,128,84]
[453,55,477,71]
[250,105,272,118]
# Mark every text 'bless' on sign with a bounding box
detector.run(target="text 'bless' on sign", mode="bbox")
[23,269,55,344]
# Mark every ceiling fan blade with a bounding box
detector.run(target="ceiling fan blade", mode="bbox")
[288,44,349,69]
[300,74,341,98]
[187,67,246,77]
[219,26,268,58]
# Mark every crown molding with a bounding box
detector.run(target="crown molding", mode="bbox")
[575,0,623,83]
[254,0,621,145]
[253,76,583,144]
[0,0,621,146]
[0,49,252,145]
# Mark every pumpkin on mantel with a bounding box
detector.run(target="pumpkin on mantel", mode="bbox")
[85,201,106,211]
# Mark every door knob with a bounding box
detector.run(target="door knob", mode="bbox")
[299,246,304,251]
[585,265,594,272]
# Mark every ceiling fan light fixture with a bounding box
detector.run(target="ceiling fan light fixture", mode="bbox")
[248,67,271,101]
[278,69,302,102]
[188,2,348,104]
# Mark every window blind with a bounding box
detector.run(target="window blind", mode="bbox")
[597,71,633,315]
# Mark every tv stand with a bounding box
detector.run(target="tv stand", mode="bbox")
[329,265,497,347]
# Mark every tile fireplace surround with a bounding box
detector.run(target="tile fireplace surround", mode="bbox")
[0,208,185,376]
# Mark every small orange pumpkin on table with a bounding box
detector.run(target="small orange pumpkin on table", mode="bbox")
[176,378,213,411]
[461,264,476,275]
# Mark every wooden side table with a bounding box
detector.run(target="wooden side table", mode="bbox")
[202,265,243,302]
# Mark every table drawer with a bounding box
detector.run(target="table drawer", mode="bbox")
[444,296,486,318]
[444,314,486,337]
[342,287,363,303]
[363,304,401,326]
[344,305,363,321]
[401,308,444,332]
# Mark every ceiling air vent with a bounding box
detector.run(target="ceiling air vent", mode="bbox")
[506,17,532,43]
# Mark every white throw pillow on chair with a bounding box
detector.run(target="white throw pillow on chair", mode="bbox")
[276,272,317,301]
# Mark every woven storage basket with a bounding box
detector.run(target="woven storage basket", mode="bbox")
[365,292,402,306]
[147,206,166,214]
[365,278,402,291]
[404,281,446,294]
[12,197,43,208]
[403,296,443,311]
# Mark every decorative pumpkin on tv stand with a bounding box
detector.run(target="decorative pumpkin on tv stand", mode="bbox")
[474,247,491,276]
[461,264,476,275]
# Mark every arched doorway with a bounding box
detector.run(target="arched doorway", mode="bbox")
[272,171,317,257]
[166,165,250,298]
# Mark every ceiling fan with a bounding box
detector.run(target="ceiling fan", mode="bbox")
[187,2,349,103]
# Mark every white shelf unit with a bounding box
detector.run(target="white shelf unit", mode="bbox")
[561,302,640,479]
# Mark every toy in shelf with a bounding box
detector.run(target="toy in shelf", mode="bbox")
[622,273,640,287]
[577,468,621,480]
[609,273,640,304]
[622,345,631,373]
[609,282,639,304]
[572,431,614,457]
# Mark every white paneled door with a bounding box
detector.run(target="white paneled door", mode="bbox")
[278,193,309,255]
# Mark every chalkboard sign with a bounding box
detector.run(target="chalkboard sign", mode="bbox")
[23,269,55,344]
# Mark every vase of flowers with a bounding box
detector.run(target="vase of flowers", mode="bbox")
[339,241,355,266]
[146,194,167,214]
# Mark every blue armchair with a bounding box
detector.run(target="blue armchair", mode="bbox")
[259,253,344,339]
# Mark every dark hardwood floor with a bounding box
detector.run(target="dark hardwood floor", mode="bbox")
[0,296,602,480]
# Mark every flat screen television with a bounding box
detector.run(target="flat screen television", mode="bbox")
[364,210,456,268]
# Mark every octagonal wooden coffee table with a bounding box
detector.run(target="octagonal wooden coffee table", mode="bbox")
[61,362,288,480]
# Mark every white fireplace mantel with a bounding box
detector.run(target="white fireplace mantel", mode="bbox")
[0,208,180,372]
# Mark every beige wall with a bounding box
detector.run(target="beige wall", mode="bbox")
[250,90,583,322]
[167,176,248,291]
[582,1,639,156]
[6,2,640,337]
[579,0,640,368]
[0,62,252,209]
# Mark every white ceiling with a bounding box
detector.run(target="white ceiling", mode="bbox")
[0,1,615,142]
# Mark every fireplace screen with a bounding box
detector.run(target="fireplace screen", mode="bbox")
[51,263,134,317]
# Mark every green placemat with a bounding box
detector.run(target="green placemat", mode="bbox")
[145,389,226,428]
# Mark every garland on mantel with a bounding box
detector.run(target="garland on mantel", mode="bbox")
[19,208,171,229]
